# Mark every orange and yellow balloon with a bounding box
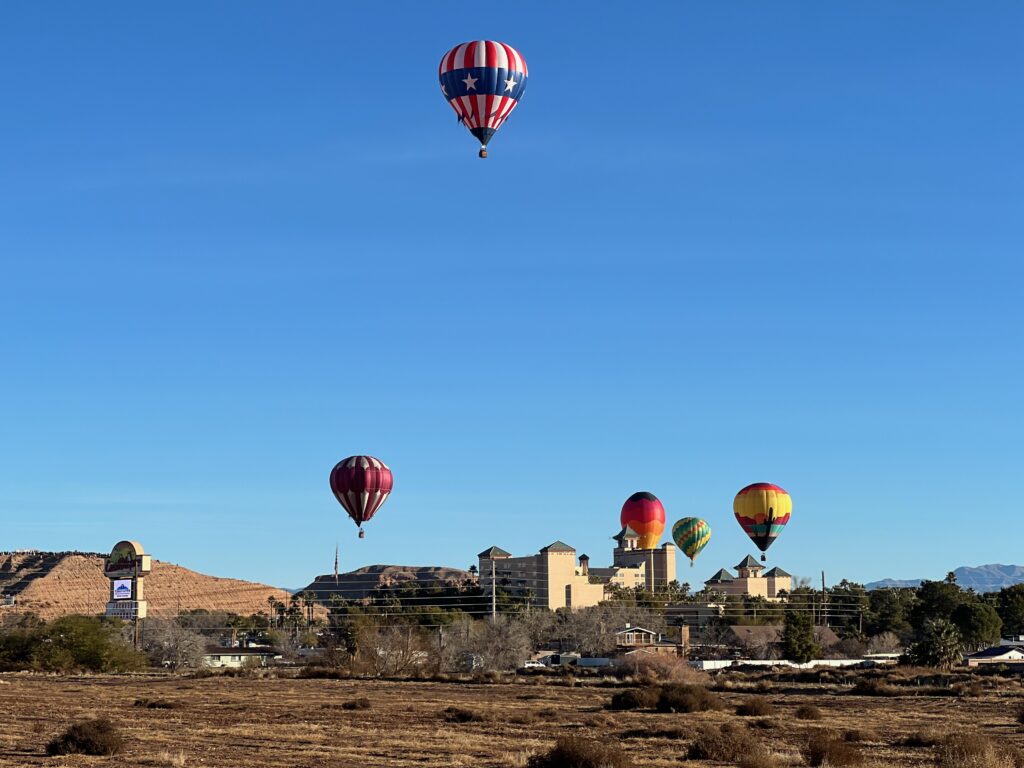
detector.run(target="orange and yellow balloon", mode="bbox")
[733,482,792,561]
[620,491,665,550]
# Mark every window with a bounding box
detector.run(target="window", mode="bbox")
[231,655,241,662]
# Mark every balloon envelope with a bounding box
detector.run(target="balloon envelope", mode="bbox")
[733,483,791,555]
[439,40,528,155]
[620,491,665,550]
[330,456,393,534]
[672,517,711,566]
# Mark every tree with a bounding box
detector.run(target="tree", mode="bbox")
[910,580,965,629]
[950,602,1002,652]
[780,611,821,664]
[997,584,1024,637]
[865,588,914,640]
[904,619,964,670]
[142,620,207,669]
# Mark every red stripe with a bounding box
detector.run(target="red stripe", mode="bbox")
[485,40,497,67]
[444,45,460,74]
[463,41,477,70]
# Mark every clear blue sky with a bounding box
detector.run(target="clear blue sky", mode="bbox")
[2,3,1021,590]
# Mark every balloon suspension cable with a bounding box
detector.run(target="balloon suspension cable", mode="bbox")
[478,147,487,158]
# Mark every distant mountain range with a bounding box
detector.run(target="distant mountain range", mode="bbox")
[866,564,1024,592]
[297,564,471,601]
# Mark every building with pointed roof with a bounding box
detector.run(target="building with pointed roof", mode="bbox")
[703,556,792,600]
[611,526,676,592]
[478,540,607,611]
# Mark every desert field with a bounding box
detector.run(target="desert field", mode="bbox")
[0,671,1022,767]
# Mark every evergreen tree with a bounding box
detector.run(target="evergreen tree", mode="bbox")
[950,602,1002,651]
[780,610,821,664]
[997,584,1024,637]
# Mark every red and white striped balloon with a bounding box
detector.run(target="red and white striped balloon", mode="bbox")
[329,455,393,538]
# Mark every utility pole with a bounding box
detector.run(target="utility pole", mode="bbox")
[490,559,496,621]
[821,571,828,627]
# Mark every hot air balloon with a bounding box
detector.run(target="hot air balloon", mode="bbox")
[672,517,711,567]
[620,491,666,550]
[330,456,393,538]
[733,483,791,561]
[439,40,528,158]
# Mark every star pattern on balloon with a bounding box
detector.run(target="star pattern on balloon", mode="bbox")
[462,73,477,91]
[504,76,516,92]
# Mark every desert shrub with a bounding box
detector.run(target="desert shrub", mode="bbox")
[901,730,941,748]
[509,711,539,725]
[842,728,875,743]
[46,718,124,757]
[443,706,485,723]
[737,754,779,768]
[133,698,178,709]
[341,697,371,710]
[687,723,770,763]
[850,678,898,697]
[297,666,348,679]
[607,687,659,711]
[795,704,822,720]
[935,732,1024,768]
[736,696,772,717]
[750,718,775,729]
[655,684,725,713]
[2,616,148,673]
[803,736,863,766]
[618,726,686,739]
[527,736,632,768]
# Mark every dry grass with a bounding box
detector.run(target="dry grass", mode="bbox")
[795,703,822,720]
[654,683,725,713]
[0,671,1021,767]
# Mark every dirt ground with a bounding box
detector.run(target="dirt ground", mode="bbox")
[0,672,1021,767]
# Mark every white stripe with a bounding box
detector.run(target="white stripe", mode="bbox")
[454,42,470,71]
[493,42,508,71]
[508,45,524,74]
[474,40,488,68]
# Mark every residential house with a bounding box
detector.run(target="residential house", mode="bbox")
[203,645,283,669]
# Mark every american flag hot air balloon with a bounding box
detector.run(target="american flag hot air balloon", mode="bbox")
[439,40,528,158]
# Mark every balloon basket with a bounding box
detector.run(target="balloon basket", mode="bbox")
[478,148,487,158]
[358,529,365,539]
[760,554,766,562]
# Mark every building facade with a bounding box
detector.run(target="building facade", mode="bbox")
[477,542,607,611]
[610,526,677,592]
[704,556,792,600]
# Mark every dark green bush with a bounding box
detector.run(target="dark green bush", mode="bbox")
[46,718,124,757]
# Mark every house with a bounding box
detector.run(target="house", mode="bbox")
[203,645,283,669]
[965,645,1024,667]
[614,623,689,657]
[703,557,792,601]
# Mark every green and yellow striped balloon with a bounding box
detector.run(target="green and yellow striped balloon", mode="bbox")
[672,517,711,566]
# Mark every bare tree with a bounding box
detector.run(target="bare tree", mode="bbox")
[142,620,207,670]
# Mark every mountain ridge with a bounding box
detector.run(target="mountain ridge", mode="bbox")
[865,563,1024,592]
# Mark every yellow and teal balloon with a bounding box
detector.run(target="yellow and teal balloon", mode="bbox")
[672,517,711,567]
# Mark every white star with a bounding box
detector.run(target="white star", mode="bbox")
[440,83,447,97]
[462,73,478,91]
[504,76,516,93]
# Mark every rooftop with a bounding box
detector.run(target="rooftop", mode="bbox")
[541,540,575,553]
[707,568,735,583]
[764,567,791,578]
[478,546,512,559]
[735,555,763,569]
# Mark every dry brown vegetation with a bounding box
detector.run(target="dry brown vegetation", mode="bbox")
[0,669,1022,766]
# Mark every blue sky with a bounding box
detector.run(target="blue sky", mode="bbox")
[1,3,1021,590]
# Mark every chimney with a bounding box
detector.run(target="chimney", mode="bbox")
[625,622,631,629]
[579,554,589,575]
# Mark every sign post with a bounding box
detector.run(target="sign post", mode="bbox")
[104,540,152,648]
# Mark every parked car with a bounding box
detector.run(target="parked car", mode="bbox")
[520,659,546,669]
